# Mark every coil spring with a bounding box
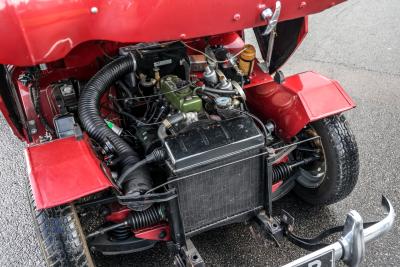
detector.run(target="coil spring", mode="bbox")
[128,205,165,230]
[272,163,293,183]
[110,225,132,240]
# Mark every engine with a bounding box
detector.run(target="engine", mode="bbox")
[44,41,268,238]
[78,42,265,232]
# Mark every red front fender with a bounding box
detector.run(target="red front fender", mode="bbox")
[245,71,355,139]
[25,136,113,209]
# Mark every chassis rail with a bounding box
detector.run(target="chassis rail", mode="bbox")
[282,196,395,267]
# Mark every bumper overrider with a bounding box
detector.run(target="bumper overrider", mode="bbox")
[282,196,395,267]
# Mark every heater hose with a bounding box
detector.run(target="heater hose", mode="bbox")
[78,55,152,204]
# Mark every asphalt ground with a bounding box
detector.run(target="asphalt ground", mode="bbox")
[0,0,399,266]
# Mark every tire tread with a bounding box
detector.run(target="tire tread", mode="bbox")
[26,181,93,267]
[294,114,359,205]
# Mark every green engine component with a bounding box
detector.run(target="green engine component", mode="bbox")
[160,75,202,113]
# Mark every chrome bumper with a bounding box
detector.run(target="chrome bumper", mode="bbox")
[282,196,395,267]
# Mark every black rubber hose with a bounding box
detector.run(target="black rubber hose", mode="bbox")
[117,159,147,187]
[117,148,166,187]
[157,113,186,143]
[78,55,152,200]
[202,86,236,95]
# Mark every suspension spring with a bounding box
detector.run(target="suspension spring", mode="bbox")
[109,225,132,240]
[271,156,320,183]
[86,205,166,240]
[127,205,166,230]
[272,163,293,183]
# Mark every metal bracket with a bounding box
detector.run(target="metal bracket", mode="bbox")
[174,239,205,267]
[253,210,286,246]
[260,1,282,72]
[260,1,282,36]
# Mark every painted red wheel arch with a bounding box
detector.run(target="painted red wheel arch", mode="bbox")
[245,71,355,139]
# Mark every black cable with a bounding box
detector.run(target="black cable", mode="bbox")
[112,100,140,123]
[112,100,161,126]
[116,81,134,99]
[29,70,55,134]
[117,148,166,187]
[146,101,159,123]
[114,86,190,101]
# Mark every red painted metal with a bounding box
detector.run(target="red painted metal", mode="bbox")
[245,71,356,139]
[106,208,131,223]
[272,181,283,193]
[0,0,346,66]
[12,63,101,143]
[105,208,171,241]
[134,224,171,241]
[25,136,113,209]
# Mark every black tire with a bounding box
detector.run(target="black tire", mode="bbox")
[294,115,359,205]
[26,182,94,267]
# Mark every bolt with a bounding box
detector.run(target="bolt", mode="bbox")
[299,1,307,8]
[62,85,73,94]
[192,254,199,262]
[233,13,241,21]
[159,230,166,239]
[39,64,47,71]
[258,3,267,9]
[28,120,37,134]
[90,6,98,14]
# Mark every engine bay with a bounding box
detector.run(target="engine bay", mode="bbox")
[36,41,268,201]
[19,38,325,255]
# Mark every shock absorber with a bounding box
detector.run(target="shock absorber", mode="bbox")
[87,205,166,240]
[272,156,319,183]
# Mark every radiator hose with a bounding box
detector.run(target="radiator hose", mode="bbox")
[78,55,152,208]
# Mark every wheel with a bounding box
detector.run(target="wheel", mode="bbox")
[293,114,359,205]
[26,181,94,267]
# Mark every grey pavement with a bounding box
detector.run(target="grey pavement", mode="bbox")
[0,0,399,266]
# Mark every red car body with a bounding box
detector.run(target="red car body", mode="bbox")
[0,0,355,210]
[1,0,345,66]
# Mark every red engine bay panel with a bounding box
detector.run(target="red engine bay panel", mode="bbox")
[246,71,356,139]
[25,136,113,209]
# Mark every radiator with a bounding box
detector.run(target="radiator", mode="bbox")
[164,116,265,235]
